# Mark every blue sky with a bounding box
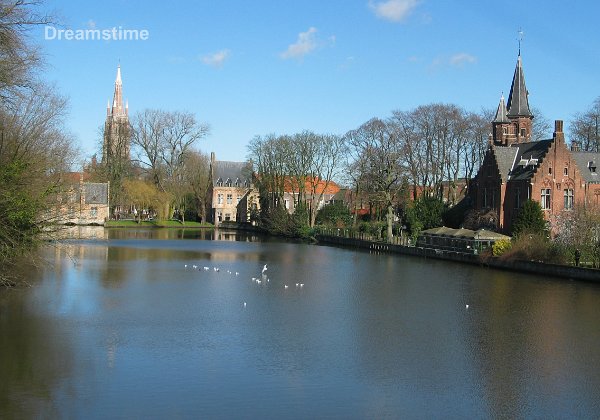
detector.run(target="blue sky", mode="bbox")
[38,0,600,164]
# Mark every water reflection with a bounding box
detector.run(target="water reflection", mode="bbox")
[0,231,599,418]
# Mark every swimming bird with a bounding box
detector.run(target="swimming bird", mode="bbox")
[262,264,268,275]
[214,267,220,272]
[235,272,239,276]
[244,302,247,308]
[184,264,188,268]
[203,267,209,271]
[300,283,304,288]
[284,285,288,289]
[465,304,469,309]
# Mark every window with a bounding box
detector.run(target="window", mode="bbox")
[90,207,98,217]
[520,128,526,137]
[224,213,231,221]
[564,167,568,176]
[503,127,507,134]
[226,179,232,187]
[217,179,223,187]
[217,194,223,205]
[564,189,574,210]
[237,195,242,204]
[549,166,552,175]
[284,199,289,209]
[541,188,551,210]
[226,194,233,205]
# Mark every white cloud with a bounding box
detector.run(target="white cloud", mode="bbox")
[201,49,230,68]
[281,27,318,60]
[369,0,419,23]
[449,53,477,67]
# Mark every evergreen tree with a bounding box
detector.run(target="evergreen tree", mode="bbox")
[511,199,548,237]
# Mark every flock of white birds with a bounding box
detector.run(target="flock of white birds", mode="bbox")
[183,262,305,308]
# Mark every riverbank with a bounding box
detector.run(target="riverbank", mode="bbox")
[316,234,600,283]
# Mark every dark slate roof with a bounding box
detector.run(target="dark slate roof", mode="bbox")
[213,161,252,186]
[571,151,600,184]
[505,140,553,181]
[493,95,510,123]
[493,146,518,182]
[506,55,533,118]
[84,183,109,204]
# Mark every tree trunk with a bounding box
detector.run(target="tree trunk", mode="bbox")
[386,204,394,243]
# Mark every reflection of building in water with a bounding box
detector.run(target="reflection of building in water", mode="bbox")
[52,240,109,266]
[58,226,109,240]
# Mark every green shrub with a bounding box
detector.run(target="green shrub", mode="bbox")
[492,239,512,256]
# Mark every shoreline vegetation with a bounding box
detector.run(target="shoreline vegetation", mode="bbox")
[88,222,598,282]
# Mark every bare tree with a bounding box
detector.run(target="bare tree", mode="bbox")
[130,109,209,220]
[0,0,54,103]
[183,150,211,223]
[569,97,600,152]
[346,118,404,241]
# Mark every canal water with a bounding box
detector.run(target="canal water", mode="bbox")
[1,228,599,418]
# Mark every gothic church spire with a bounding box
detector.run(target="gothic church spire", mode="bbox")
[506,53,532,118]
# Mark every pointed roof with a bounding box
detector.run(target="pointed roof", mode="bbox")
[108,64,126,119]
[506,54,533,118]
[493,94,510,123]
[115,64,122,85]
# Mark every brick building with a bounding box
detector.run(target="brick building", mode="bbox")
[473,53,600,234]
[103,64,130,164]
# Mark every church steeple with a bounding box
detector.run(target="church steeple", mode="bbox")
[102,64,130,164]
[493,94,509,123]
[506,53,532,118]
[109,64,127,119]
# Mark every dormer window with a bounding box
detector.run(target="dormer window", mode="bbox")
[589,161,597,174]
[217,178,223,187]
[226,178,232,187]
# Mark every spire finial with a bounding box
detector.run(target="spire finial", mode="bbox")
[517,28,524,56]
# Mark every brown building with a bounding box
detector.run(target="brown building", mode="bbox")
[473,53,600,234]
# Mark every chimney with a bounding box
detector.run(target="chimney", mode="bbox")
[571,141,580,152]
[553,120,565,146]
[554,120,563,133]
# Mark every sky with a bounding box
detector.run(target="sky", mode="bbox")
[36,0,600,165]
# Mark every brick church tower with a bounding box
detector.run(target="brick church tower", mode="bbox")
[491,52,534,146]
[102,65,130,163]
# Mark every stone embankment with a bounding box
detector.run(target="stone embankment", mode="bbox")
[316,234,599,283]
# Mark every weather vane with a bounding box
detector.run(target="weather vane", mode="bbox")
[517,28,524,55]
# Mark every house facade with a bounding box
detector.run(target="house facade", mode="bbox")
[55,173,110,225]
[473,53,600,234]
[281,177,341,214]
[209,153,259,225]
